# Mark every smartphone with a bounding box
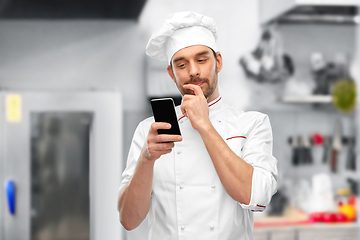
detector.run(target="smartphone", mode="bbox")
[150,98,181,136]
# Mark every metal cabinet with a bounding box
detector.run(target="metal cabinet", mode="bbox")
[0,91,123,240]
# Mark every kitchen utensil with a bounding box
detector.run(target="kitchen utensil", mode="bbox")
[240,26,294,83]
[291,135,300,166]
[298,136,306,165]
[322,136,331,163]
[346,137,356,170]
[311,132,324,146]
[330,120,342,172]
[302,135,313,164]
[311,52,330,95]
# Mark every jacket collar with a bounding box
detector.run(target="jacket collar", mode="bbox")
[208,95,222,110]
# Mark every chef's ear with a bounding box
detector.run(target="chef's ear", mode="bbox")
[167,65,176,83]
[216,52,223,73]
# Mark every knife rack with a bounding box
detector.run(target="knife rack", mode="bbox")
[287,136,355,145]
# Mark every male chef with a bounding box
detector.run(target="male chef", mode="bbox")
[118,11,277,240]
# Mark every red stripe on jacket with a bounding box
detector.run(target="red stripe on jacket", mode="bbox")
[226,136,247,140]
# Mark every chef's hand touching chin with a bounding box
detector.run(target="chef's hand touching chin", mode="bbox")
[141,122,182,162]
[181,84,211,132]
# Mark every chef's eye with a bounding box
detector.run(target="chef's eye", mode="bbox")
[198,58,207,63]
[177,63,186,68]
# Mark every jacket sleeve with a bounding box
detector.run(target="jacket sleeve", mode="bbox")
[239,114,278,212]
[118,121,147,193]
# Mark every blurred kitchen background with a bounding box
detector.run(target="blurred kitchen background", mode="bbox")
[0,0,359,240]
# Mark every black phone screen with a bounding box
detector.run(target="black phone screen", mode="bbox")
[150,98,181,135]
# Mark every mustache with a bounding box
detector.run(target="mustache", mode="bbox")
[185,77,209,85]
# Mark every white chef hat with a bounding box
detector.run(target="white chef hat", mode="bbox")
[145,11,218,63]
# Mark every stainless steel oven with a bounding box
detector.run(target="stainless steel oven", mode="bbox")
[0,90,123,240]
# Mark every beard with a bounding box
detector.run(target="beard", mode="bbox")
[174,67,218,99]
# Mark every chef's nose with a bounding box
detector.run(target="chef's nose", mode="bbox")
[189,62,200,77]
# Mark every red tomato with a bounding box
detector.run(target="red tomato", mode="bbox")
[334,213,348,222]
[322,212,336,223]
[310,212,325,222]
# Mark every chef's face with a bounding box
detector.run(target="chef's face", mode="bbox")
[167,45,222,102]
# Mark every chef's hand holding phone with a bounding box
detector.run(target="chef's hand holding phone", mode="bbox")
[143,98,182,161]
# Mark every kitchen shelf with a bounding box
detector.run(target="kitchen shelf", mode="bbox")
[260,0,359,24]
[296,0,360,6]
[278,14,359,24]
[282,95,332,103]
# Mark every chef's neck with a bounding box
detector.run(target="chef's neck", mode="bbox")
[206,90,220,103]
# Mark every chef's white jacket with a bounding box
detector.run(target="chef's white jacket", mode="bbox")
[119,95,278,240]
